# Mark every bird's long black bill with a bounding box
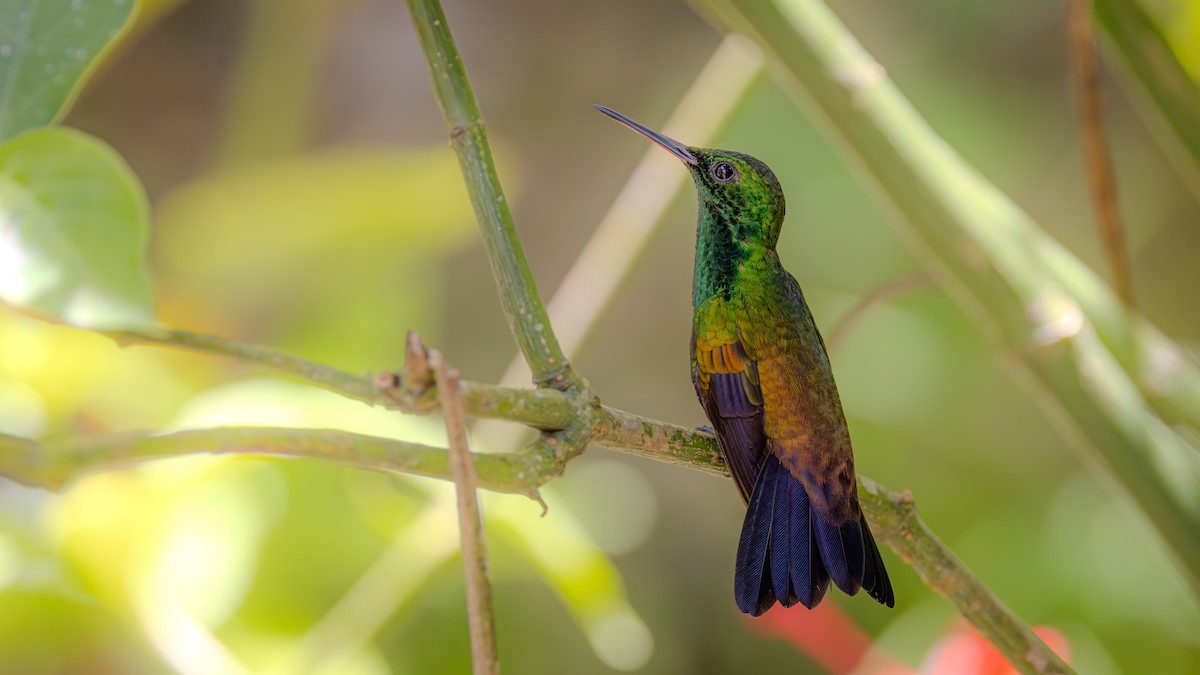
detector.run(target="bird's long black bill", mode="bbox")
[594,104,697,165]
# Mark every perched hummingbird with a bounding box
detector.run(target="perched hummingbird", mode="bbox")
[596,105,894,615]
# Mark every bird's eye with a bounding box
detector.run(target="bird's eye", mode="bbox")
[711,161,738,183]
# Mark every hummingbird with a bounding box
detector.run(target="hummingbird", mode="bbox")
[596,105,894,615]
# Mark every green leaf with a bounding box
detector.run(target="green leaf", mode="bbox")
[0,127,154,330]
[0,0,137,141]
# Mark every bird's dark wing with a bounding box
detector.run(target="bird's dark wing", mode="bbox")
[692,334,766,503]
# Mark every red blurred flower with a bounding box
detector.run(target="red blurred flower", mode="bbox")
[746,602,912,675]
[925,623,1071,675]
[747,603,1070,675]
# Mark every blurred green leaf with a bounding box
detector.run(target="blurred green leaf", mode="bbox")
[0,127,154,330]
[0,0,137,141]
[153,146,480,367]
[156,146,476,283]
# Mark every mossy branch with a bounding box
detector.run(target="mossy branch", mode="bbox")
[106,328,576,430]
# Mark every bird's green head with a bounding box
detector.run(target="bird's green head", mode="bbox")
[595,105,785,249]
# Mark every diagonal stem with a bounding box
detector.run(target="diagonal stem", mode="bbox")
[857,479,1069,675]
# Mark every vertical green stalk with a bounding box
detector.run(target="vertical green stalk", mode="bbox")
[405,0,579,389]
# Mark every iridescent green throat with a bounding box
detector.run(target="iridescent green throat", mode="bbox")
[688,150,786,310]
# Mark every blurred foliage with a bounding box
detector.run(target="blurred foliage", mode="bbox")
[0,127,154,330]
[0,1,1199,674]
[0,0,135,139]
[0,0,151,331]
[153,145,478,370]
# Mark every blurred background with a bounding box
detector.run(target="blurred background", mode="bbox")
[1,0,1199,672]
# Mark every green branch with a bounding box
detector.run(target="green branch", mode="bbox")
[107,328,576,430]
[694,0,1200,602]
[0,427,535,494]
[404,0,578,389]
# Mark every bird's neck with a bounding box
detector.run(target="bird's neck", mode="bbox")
[692,200,778,310]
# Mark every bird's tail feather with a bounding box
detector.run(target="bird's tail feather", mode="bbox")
[734,455,893,615]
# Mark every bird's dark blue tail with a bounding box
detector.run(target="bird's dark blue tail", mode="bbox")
[734,455,894,615]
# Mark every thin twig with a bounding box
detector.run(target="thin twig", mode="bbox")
[405,0,578,389]
[1069,0,1134,305]
[431,348,499,675]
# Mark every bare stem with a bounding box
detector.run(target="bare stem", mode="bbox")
[404,0,578,389]
[1069,0,1133,305]
[432,349,499,675]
